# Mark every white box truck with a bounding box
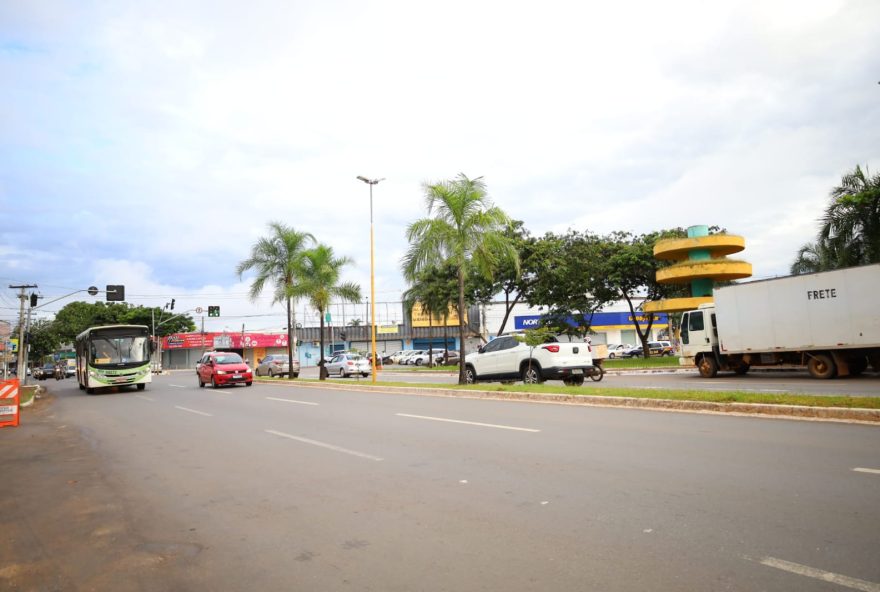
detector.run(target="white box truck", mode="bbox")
[680,264,880,379]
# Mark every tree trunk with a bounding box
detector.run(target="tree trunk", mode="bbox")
[318,314,327,380]
[496,291,521,335]
[458,268,467,384]
[622,292,653,358]
[286,297,294,380]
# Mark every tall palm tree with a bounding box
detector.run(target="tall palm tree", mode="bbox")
[820,164,880,267]
[290,244,361,379]
[236,222,314,380]
[402,174,518,384]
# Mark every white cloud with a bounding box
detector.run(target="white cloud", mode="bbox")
[2,0,879,323]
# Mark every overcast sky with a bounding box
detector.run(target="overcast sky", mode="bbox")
[2,0,878,332]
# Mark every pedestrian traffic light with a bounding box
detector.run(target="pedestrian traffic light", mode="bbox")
[106,285,125,302]
[208,306,219,317]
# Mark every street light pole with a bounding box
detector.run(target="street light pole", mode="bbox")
[357,175,384,384]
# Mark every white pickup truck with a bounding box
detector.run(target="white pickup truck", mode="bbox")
[464,333,596,386]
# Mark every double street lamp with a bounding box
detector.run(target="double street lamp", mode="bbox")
[356,175,384,384]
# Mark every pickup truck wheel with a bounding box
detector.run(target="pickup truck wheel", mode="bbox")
[698,356,718,378]
[521,365,544,384]
[807,353,836,379]
[464,366,477,384]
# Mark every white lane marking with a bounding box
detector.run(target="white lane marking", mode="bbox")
[265,430,383,461]
[395,413,540,433]
[266,397,319,406]
[169,384,187,388]
[758,556,880,592]
[135,395,155,402]
[853,467,880,475]
[174,406,213,417]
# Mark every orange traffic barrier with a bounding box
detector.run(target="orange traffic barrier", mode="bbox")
[0,378,20,428]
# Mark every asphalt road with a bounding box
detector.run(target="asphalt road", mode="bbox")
[334,365,880,396]
[4,374,879,591]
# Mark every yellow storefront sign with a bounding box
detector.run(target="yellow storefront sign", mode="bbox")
[377,325,398,334]
[411,303,466,328]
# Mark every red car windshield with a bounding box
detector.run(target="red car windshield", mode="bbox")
[214,354,243,364]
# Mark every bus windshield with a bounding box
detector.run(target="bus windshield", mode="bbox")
[90,335,150,366]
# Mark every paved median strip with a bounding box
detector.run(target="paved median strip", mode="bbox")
[265,429,383,461]
[266,397,319,406]
[757,556,880,592]
[174,406,213,417]
[395,413,540,433]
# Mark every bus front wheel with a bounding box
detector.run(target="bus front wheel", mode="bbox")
[136,383,146,391]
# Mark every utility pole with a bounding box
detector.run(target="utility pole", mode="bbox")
[9,284,37,380]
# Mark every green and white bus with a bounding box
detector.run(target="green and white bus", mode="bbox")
[75,325,153,394]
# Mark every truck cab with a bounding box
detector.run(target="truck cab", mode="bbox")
[680,305,723,377]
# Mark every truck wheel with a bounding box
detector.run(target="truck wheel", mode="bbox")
[848,357,868,376]
[464,366,477,384]
[698,356,718,378]
[292,373,299,378]
[521,364,544,384]
[807,353,836,379]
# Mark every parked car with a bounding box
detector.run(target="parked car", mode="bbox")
[255,354,300,378]
[434,350,460,365]
[325,353,371,378]
[197,351,253,388]
[408,351,435,366]
[623,342,672,358]
[400,350,425,365]
[384,351,408,364]
[464,333,596,386]
[606,344,636,359]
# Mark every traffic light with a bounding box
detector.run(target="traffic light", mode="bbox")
[29,293,38,307]
[208,306,220,317]
[170,299,175,311]
[340,330,347,341]
[106,285,125,302]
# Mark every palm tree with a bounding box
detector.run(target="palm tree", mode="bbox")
[236,222,314,379]
[402,174,518,384]
[402,267,453,367]
[819,164,880,267]
[291,244,361,379]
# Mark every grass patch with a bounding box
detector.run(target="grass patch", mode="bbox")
[277,377,880,409]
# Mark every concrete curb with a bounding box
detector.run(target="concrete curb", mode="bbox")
[254,379,880,424]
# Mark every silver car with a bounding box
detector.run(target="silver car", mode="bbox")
[255,354,301,378]
[325,353,371,378]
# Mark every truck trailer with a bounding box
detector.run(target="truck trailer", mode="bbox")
[680,264,880,379]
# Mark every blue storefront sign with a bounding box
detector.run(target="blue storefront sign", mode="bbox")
[514,311,668,331]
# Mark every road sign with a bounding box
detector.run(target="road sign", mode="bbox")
[325,311,332,323]
[195,307,203,314]
[87,286,99,296]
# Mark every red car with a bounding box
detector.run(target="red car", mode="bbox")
[197,351,253,388]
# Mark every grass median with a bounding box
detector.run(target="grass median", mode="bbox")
[258,376,880,409]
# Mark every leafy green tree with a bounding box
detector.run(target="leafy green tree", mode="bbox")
[793,164,880,273]
[237,222,315,380]
[53,301,195,343]
[524,230,618,338]
[402,174,518,384]
[290,244,361,379]
[28,319,61,361]
[466,220,537,336]
[596,229,687,357]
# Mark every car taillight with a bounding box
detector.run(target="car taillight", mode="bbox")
[588,345,592,352]
[542,344,560,353]
[347,361,354,365]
